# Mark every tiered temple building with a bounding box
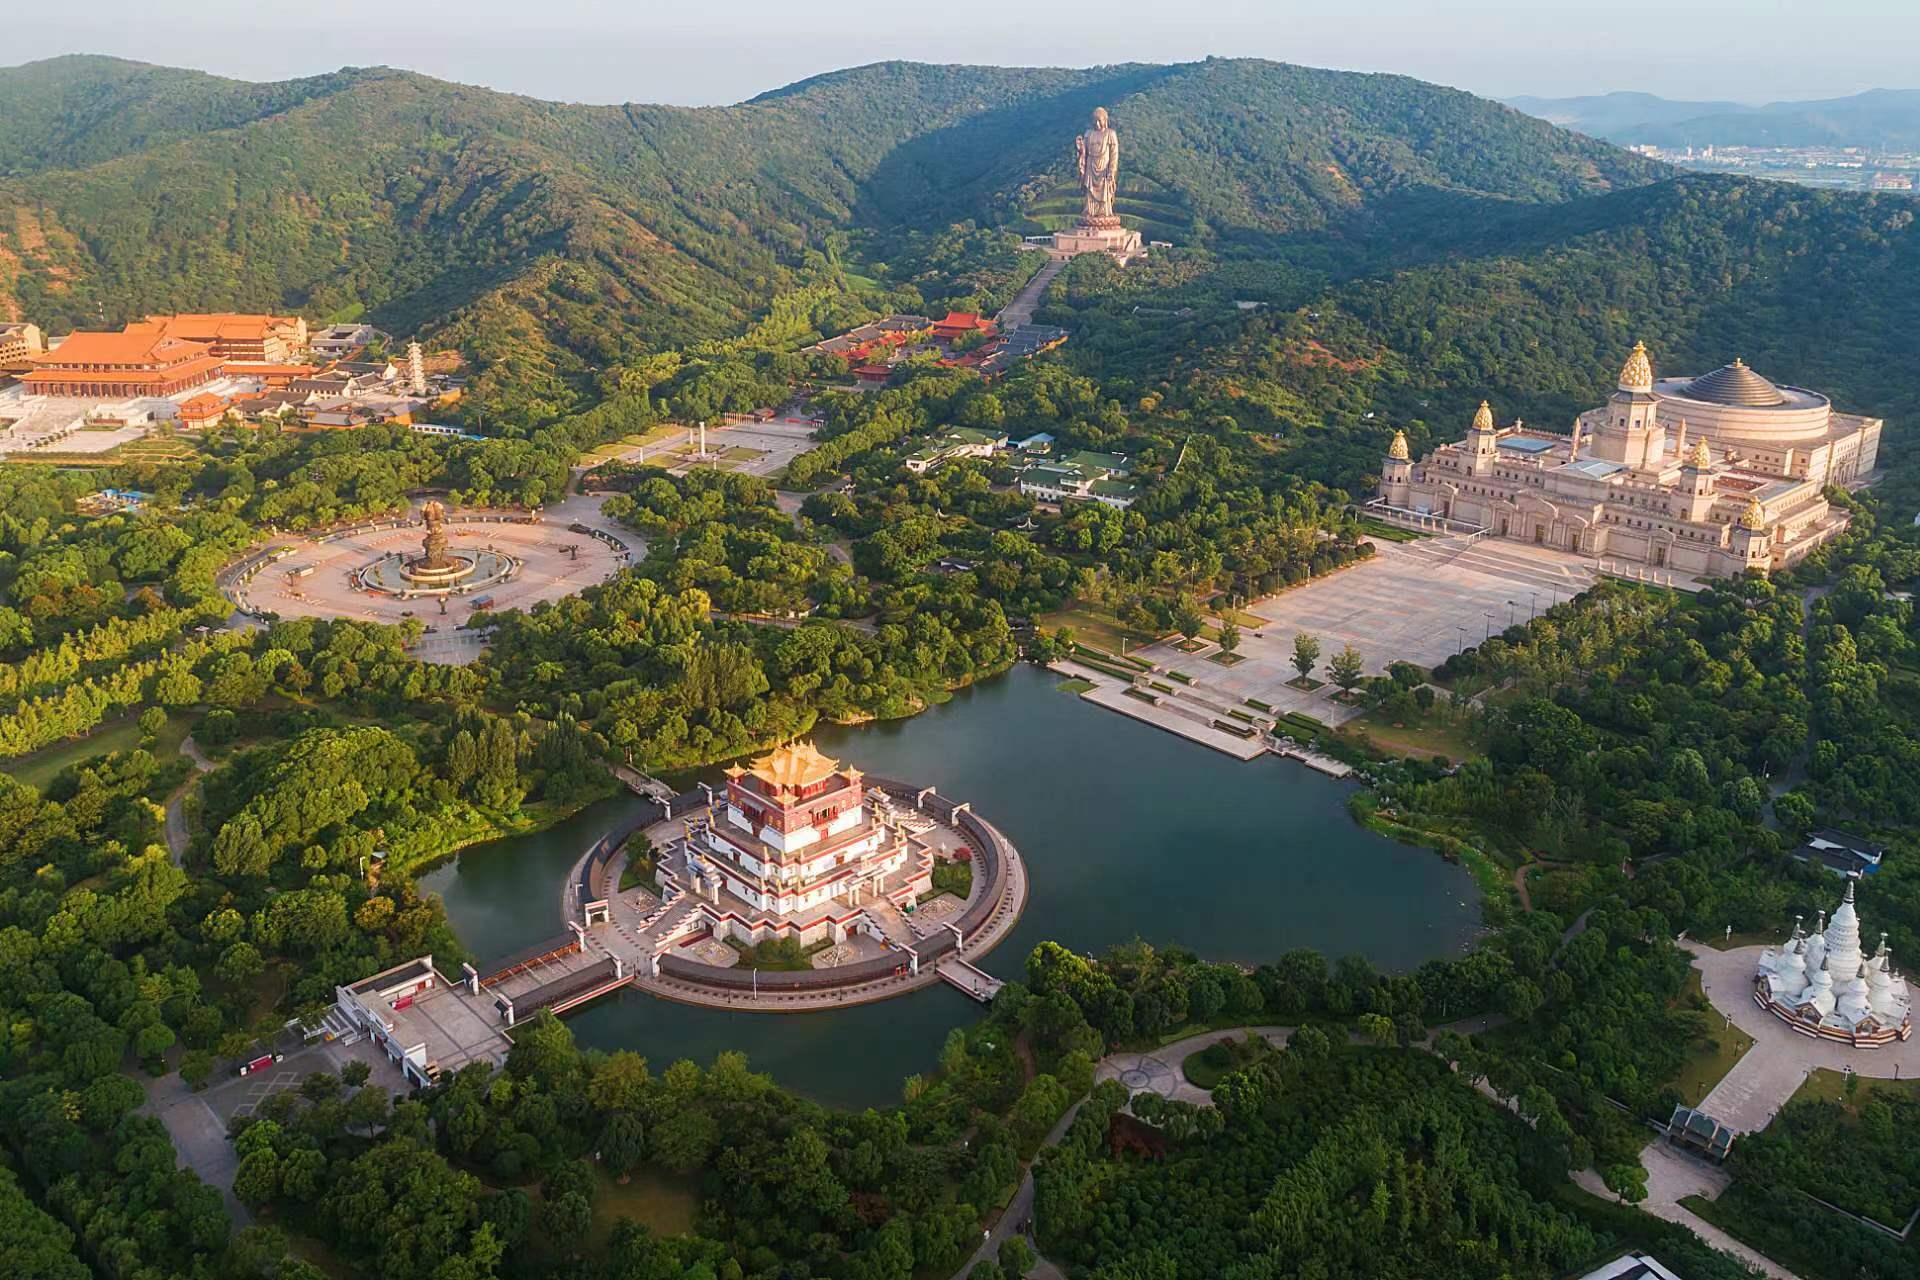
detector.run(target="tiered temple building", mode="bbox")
[1377,343,1881,577]
[686,741,931,945]
[1755,880,1912,1046]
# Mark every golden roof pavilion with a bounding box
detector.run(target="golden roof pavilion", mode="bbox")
[726,740,850,792]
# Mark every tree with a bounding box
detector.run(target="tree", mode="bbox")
[1217,620,1240,654]
[1357,1012,1395,1046]
[341,1059,372,1088]
[233,1149,283,1207]
[600,1112,647,1182]
[1291,632,1321,682]
[1328,643,1365,697]
[138,706,168,740]
[1603,1162,1649,1205]
[1173,600,1204,641]
[999,1234,1036,1277]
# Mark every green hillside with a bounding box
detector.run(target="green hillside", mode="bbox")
[0,56,1659,422]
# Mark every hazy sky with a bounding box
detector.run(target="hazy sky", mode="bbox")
[9,0,1915,106]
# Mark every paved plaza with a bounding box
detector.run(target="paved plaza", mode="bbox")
[1126,533,1611,728]
[602,416,822,480]
[239,512,631,641]
[1687,939,1920,1132]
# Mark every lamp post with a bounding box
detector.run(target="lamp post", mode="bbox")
[1529,590,1539,620]
[1507,599,1518,627]
[1483,612,1496,642]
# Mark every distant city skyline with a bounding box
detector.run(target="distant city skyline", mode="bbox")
[6,0,1917,108]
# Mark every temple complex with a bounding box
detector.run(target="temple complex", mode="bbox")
[685,741,932,945]
[1755,880,1912,1046]
[1377,343,1881,577]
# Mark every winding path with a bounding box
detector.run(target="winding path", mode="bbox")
[162,734,215,866]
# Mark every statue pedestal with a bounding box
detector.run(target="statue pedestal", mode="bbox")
[1051,222,1145,264]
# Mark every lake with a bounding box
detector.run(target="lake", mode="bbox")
[418,664,1481,1107]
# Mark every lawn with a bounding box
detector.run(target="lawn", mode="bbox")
[1036,601,1157,655]
[1182,1033,1278,1090]
[578,425,680,464]
[1341,704,1483,762]
[1671,972,1754,1106]
[727,936,831,971]
[1787,1066,1920,1110]
[9,712,196,792]
[587,1166,698,1246]
[1055,677,1095,694]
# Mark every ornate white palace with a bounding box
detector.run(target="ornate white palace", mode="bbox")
[1755,880,1912,1046]
[1377,343,1881,577]
[684,741,932,946]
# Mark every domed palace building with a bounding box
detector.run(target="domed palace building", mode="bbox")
[1377,343,1881,577]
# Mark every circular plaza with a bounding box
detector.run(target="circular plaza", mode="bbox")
[574,741,1028,1011]
[221,502,633,634]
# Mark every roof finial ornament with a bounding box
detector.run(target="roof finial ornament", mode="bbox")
[1740,496,1766,530]
[1685,438,1712,469]
[1471,400,1495,432]
[1619,340,1654,393]
[1387,429,1409,461]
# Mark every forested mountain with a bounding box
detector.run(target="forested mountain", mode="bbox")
[0,55,1656,415]
[1509,87,1920,149]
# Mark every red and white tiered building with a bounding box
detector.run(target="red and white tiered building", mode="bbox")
[688,741,931,945]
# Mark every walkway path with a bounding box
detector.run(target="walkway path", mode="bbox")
[1575,1148,1797,1280]
[162,734,215,866]
[995,258,1066,331]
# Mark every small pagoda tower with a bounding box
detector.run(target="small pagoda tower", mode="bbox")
[1379,429,1413,506]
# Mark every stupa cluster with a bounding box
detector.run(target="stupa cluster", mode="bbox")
[1755,880,1912,1046]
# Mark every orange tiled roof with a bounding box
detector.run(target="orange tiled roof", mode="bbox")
[224,362,316,377]
[36,322,212,368]
[147,313,301,343]
[177,393,230,418]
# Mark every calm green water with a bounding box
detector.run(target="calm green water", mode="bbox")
[418,664,1481,1108]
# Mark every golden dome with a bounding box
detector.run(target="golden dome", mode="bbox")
[1685,438,1712,469]
[1387,430,1410,461]
[1741,496,1766,530]
[1619,341,1654,393]
[1471,401,1495,432]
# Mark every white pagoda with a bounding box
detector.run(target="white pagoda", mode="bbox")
[1755,879,1912,1046]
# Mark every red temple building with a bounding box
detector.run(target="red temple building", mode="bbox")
[688,741,930,944]
[21,326,225,398]
[932,311,995,342]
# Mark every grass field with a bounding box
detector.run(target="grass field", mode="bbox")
[1055,677,1095,694]
[8,713,195,791]
[588,1166,698,1246]
[1037,601,1157,655]
[1788,1066,1920,1110]
[1672,972,1754,1105]
[1342,705,1482,762]
[578,425,681,464]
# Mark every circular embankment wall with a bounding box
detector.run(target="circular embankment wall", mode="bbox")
[566,779,1029,1012]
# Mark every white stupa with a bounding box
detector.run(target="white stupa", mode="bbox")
[1756,878,1912,1045]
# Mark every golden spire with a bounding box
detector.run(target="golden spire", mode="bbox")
[1685,438,1712,469]
[1471,400,1495,432]
[1741,496,1766,530]
[1619,340,1654,393]
[1387,429,1410,461]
